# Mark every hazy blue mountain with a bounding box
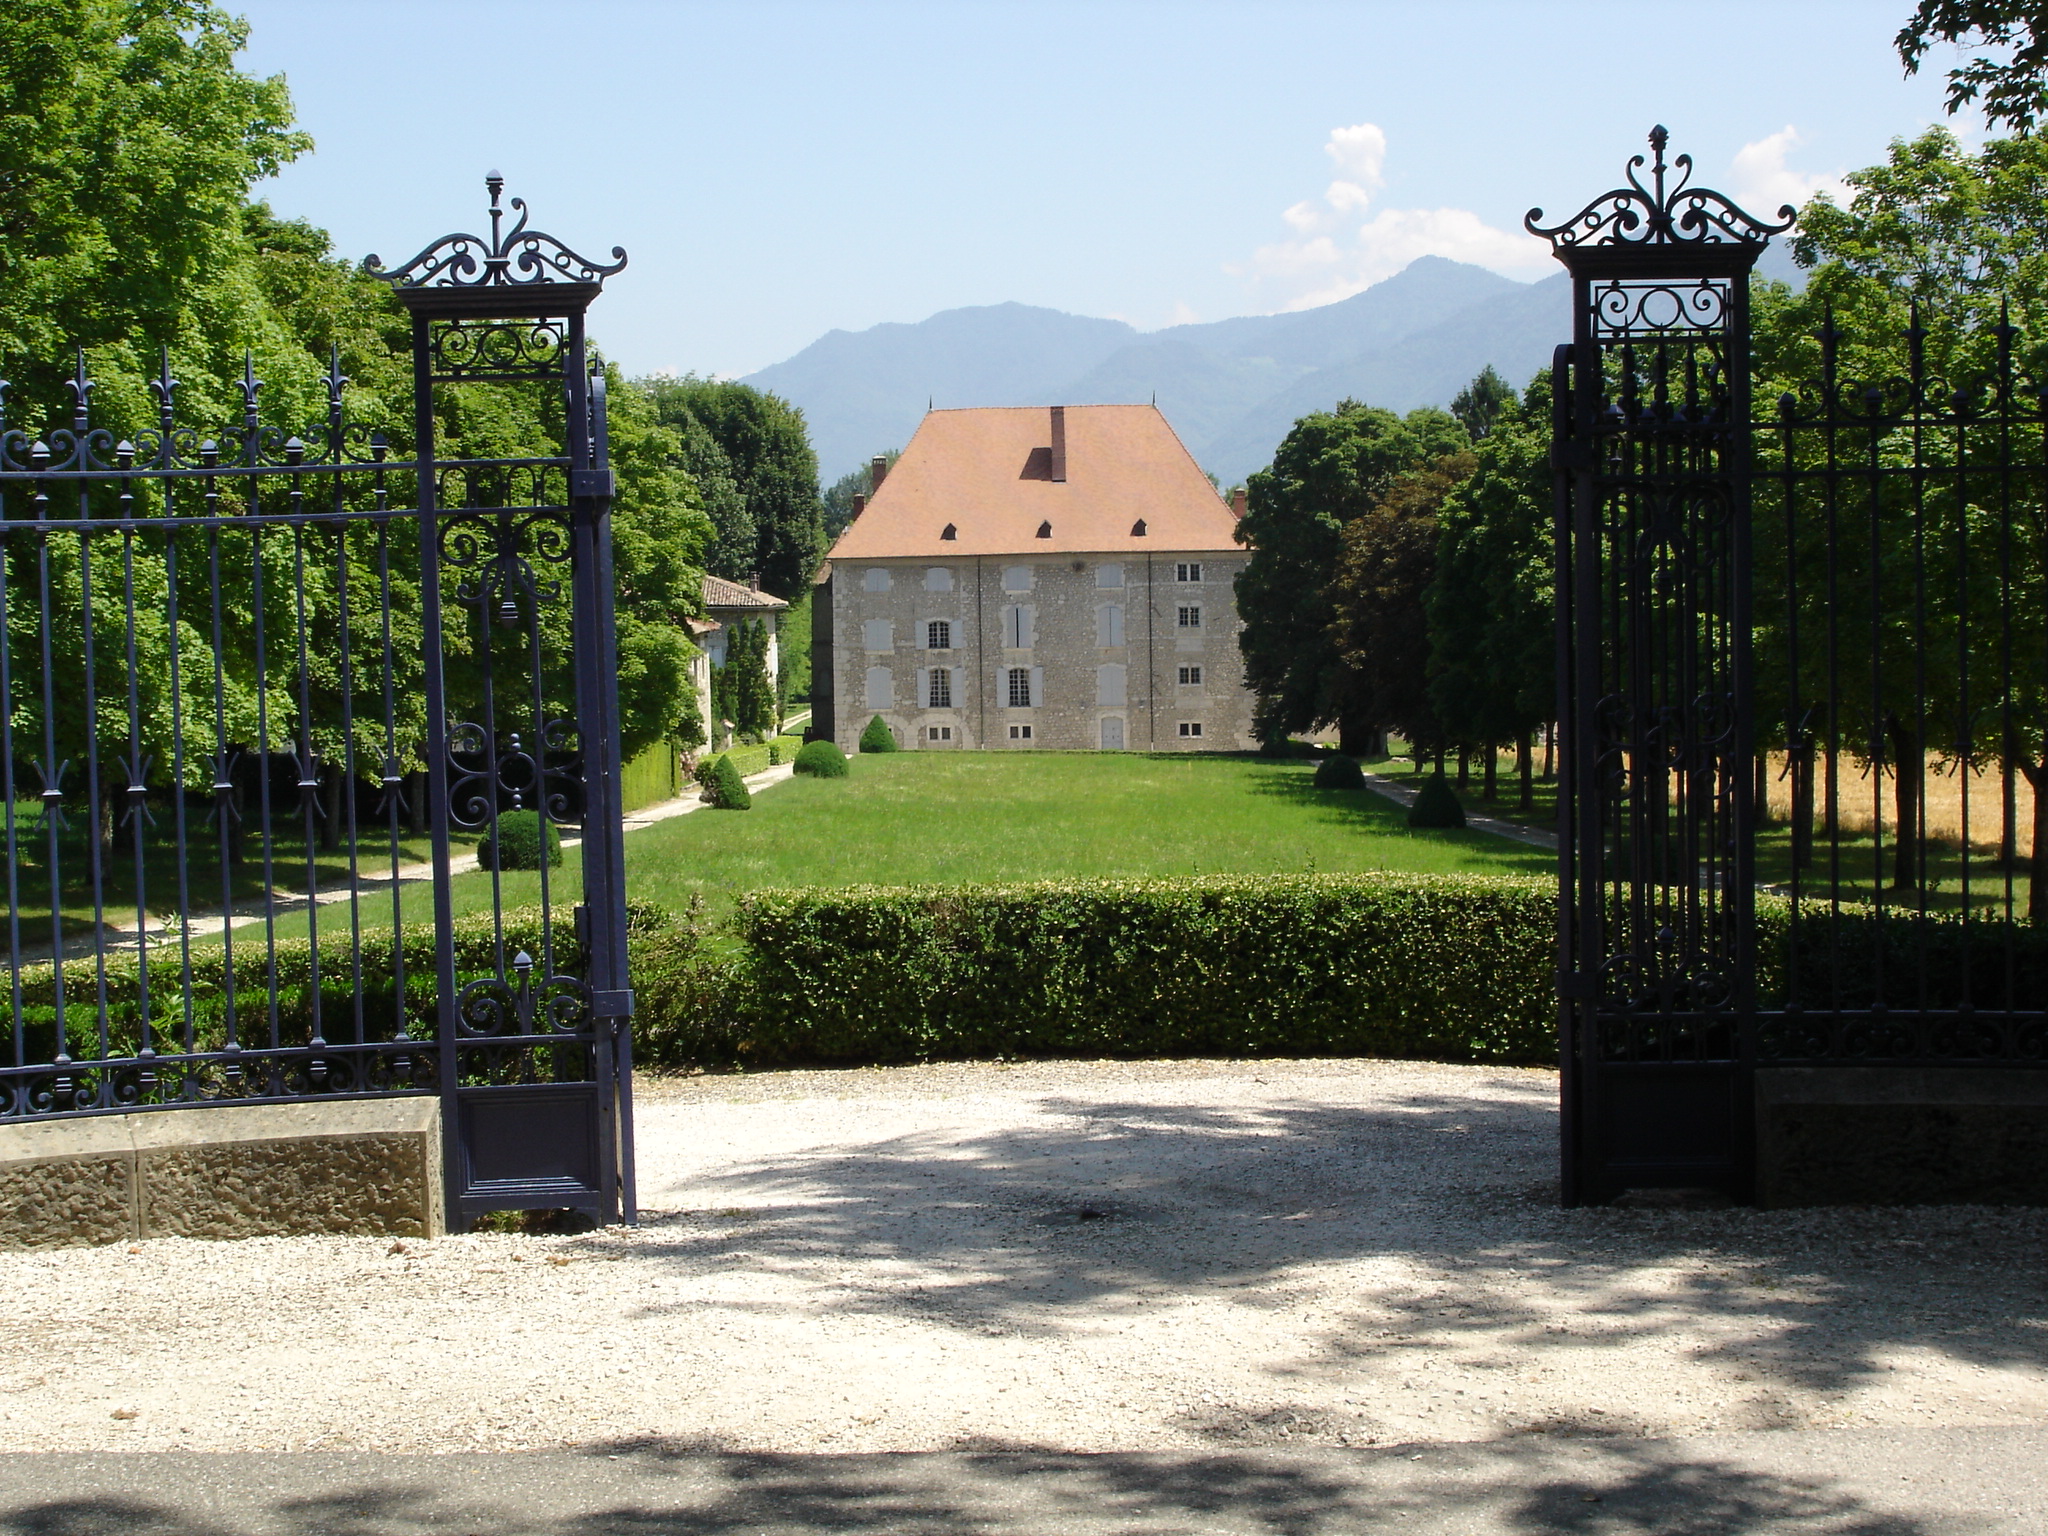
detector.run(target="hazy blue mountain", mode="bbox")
[745,253,1796,487]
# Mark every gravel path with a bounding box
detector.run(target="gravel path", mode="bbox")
[2,1058,2044,1454]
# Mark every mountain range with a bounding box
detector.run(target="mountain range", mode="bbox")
[744,248,1802,487]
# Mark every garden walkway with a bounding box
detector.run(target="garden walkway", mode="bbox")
[1359,770,1558,851]
[36,762,798,962]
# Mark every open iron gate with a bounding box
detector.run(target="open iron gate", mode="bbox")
[1537,130,2048,1204]
[0,181,638,1227]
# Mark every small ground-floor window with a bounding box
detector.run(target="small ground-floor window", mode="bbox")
[1178,721,1204,738]
[926,725,954,741]
[1009,723,1034,740]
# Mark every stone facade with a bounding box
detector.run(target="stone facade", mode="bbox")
[818,551,1255,752]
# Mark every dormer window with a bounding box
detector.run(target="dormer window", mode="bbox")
[941,523,957,540]
[1036,521,1052,539]
[1131,519,1147,537]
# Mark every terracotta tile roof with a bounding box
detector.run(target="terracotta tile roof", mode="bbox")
[702,574,789,611]
[826,405,1239,559]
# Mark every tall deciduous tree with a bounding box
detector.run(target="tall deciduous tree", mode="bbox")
[1898,1,2048,134]
[1328,452,1475,757]
[1235,400,1466,751]
[643,377,824,599]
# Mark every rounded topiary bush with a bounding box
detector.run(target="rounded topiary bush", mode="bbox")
[794,738,850,778]
[858,714,899,753]
[1314,753,1366,790]
[707,753,753,810]
[477,809,562,870]
[1407,771,1466,829]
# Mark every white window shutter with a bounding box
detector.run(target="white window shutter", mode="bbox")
[950,666,963,705]
[1030,666,1043,707]
[915,667,926,705]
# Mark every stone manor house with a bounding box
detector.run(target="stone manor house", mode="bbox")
[812,404,1256,751]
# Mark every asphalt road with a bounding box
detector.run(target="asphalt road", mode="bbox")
[0,1426,2040,1534]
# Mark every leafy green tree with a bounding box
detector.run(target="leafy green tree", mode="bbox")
[1449,365,1515,442]
[1326,451,1475,757]
[1758,126,2048,901]
[1235,400,1466,751]
[1426,375,1554,807]
[644,377,824,598]
[1898,1,2048,134]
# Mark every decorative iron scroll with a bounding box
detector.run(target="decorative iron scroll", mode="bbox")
[363,175,627,291]
[1527,125,1795,252]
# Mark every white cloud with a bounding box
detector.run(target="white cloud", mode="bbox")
[1231,122,1549,310]
[1729,126,1848,217]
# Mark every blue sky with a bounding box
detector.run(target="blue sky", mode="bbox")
[235,1,1967,378]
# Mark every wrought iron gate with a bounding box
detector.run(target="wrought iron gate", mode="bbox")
[0,181,638,1227]
[1537,130,2048,1203]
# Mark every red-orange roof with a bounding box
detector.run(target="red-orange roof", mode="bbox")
[827,405,1238,559]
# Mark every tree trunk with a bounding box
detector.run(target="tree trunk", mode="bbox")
[1481,742,1497,801]
[1792,747,1815,872]
[1822,746,1839,838]
[2023,758,2047,924]
[1887,716,1921,892]
[1517,731,1533,811]
[1456,746,1469,789]
[1337,718,1382,758]
[2002,756,2019,869]
[319,763,344,853]
[406,770,428,837]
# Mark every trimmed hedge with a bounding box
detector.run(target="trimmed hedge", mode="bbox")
[793,738,850,777]
[1313,754,1366,790]
[859,714,899,753]
[767,734,806,766]
[1408,772,1465,828]
[477,810,561,870]
[635,873,1559,1067]
[706,753,753,810]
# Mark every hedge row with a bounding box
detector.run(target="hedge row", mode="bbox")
[635,873,1559,1067]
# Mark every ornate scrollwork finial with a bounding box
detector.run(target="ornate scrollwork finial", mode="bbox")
[362,175,627,292]
[1525,124,1795,253]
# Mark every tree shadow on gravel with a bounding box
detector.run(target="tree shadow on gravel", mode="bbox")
[0,1434,1988,1534]
[616,1084,2048,1413]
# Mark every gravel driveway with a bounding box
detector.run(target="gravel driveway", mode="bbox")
[2,1058,2043,1454]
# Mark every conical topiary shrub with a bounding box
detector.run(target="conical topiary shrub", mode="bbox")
[859,714,899,753]
[793,738,850,778]
[1407,770,1465,829]
[708,752,752,810]
[1313,753,1366,790]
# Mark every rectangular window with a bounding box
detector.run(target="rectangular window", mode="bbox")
[924,567,953,592]
[1004,604,1034,648]
[1177,605,1202,629]
[927,725,953,741]
[1095,564,1124,589]
[865,667,893,710]
[926,619,952,651]
[1007,666,1032,708]
[928,668,952,708]
[862,567,892,593]
[1178,721,1204,738]
[1096,603,1123,647]
[1178,665,1204,685]
[1002,565,1033,592]
[863,619,893,651]
[1008,723,1034,740]
[1176,562,1202,582]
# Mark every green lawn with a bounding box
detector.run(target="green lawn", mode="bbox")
[428,750,1555,926]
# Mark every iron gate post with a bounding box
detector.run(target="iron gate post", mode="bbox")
[1529,128,1793,1204]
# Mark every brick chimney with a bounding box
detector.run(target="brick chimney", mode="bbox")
[1231,487,1247,519]
[851,492,865,519]
[870,454,889,490]
[1049,406,1066,483]
[747,570,760,590]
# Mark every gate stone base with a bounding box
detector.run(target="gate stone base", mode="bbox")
[0,1099,444,1248]
[1756,1068,2048,1208]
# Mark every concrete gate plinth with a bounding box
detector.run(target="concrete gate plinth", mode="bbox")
[0,1098,443,1248]
[1756,1068,2048,1207]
